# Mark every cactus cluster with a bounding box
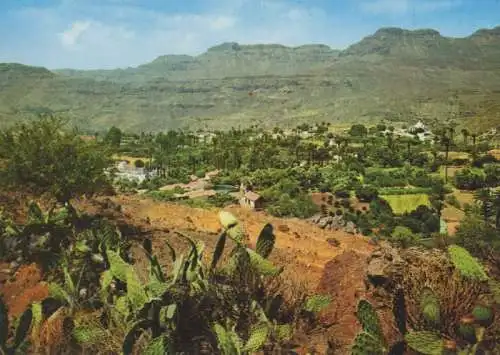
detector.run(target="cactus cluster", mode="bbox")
[85,211,328,355]
[2,203,329,354]
[351,279,497,355]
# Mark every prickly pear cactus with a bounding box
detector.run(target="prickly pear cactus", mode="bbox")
[213,323,243,355]
[107,249,132,282]
[356,300,384,342]
[274,324,293,341]
[404,331,444,355]
[246,248,282,276]
[447,245,489,281]
[126,268,148,312]
[472,305,493,325]
[72,326,107,345]
[458,323,476,343]
[420,288,441,326]
[210,231,227,270]
[255,223,275,258]
[351,332,385,355]
[242,322,269,352]
[218,211,244,243]
[303,294,332,314]
[143,335,170,355]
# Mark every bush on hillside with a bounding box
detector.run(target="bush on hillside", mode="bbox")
[134,159,145,168]
[390,226,418,248]
[472,154,497,168]
[454,168,486,190]
[0,115,112,203]
[355,185,379,202]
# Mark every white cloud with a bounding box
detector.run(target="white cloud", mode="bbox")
[208,16,236,30]
[0,0,365,69]
[360,0,460,15]
[59,21,91,47]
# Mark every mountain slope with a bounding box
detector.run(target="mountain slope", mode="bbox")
[1,26,500,132]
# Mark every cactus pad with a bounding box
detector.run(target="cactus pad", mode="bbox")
[246,248,282,276]
[420,288,441,325]
[447,245,489,281]
[458,323,476,343]
[143,335,169,355]
[242,322,269,352]
[351,332,385,355]
[472,305,493,325]
[256,223,275,258]
[303,294,332,314]
[356,300,384,342]
[404,331,444,355]
[72,326,107,345]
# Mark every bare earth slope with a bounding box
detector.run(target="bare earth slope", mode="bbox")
[106,195,374,287]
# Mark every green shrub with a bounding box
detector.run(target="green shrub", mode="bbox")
[134,159,145,168]
[0,116,113,203]
[391,226,417,248]
[454,168,486,190]
[356,185,379,203]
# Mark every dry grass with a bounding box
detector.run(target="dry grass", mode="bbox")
[439,166,465,179]
[488,149,500,160]
[452,190,475,206]
[442,205,465,221]
[446,151,471,160]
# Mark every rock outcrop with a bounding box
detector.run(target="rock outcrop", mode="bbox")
[308,214,358,234]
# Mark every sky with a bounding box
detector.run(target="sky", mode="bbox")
[0,0,499,70]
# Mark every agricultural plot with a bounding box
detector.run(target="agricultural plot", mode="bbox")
[381,193,430,214]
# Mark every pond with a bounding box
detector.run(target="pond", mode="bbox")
[213,184,238,193]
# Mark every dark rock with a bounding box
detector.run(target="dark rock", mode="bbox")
[326,238,340,247]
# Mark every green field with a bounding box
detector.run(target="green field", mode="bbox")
[381,194,430,214]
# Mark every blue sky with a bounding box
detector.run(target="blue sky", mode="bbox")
[0,0,499,69]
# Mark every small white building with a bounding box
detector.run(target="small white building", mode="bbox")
[240,191,263,210]
[113,160,156,183]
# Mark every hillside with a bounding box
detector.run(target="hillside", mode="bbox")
[1,26,500,131]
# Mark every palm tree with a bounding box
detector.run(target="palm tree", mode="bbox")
[430,181,446,220]
[447,126,455,145]
[461,128,469,146]
[405,137,418,162]
[440,135,452,183]
[475,188,492,223]
[493,191,500,230]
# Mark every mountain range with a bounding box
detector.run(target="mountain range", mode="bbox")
[1,26,500,132]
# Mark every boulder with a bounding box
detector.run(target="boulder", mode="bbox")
[365,243,405,288]
[344,221,357,234]
[318,217,329,229]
